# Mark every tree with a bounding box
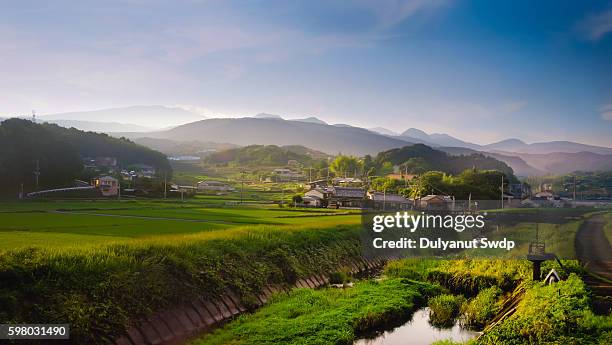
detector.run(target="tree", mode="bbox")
[329,155,363,177]
[292,194,303,207]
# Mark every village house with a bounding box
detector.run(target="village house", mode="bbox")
[415,194,452,210]
[92,176,119,197]
[329,186,366,209]
[304,187,334,207]
[331,177,363,186]
[197,180,235,192]
[367,191,412,210]
[272,168,305,182]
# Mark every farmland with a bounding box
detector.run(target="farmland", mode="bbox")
[0,199,359,251]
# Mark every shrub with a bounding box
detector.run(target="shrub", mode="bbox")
[461,286,502,330]
[428,294,465,328]
[481,274,611,344]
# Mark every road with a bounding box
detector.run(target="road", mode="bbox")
[575,213,611,313]
[575,214,612,281]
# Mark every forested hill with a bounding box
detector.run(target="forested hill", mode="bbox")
[42,122,170,171]
[374,144,517,180]
[204,145,327,166]
[0,119,170,196]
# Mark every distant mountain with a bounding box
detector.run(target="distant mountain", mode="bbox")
[134,137,238,156]
[483,139,527,152]
[399,127,612,157]
[397,128,480,149]
[123,117,414,156]
[511,151,612,175]
[369,127,399,136]
[495,141,612,155]
[41,119,155,133]
[401,128,430,141]
[252,113,283,120]
[440,147,545,177]
[293,117,327,125]
[40,105,205,128]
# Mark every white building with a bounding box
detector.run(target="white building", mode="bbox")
[197,180,235,192]
[93,176,119,196]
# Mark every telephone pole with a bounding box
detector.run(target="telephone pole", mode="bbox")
[501,174,504,209]
[33,160,40,191]
[163,172,167,199]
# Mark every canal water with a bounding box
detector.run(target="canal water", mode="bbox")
[354,308,479,345]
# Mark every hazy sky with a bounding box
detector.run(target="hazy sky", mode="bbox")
[1,0,611,146]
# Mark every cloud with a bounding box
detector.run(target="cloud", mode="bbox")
[355,0,447,28]
[600,104,612,120]
[577,9,612,41]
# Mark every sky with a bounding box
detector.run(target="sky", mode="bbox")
[1,0,611,146]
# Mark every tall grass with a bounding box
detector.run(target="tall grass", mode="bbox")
[191,279,439,345]
[0,222,362,344]
[480,274,611,344]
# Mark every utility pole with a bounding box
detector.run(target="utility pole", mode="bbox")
[33,160,40,191]
[383,189,386,212]
[240,171,245,204]
[573,175,576,201]
[163,172,167,199]
[501,175,504,209]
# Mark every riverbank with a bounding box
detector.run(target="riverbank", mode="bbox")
[190,279,439,345]
[0,221,362,344]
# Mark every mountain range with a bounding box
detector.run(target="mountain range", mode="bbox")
[5,106,611,177]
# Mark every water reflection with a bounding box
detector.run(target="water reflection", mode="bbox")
[355,308,479,345]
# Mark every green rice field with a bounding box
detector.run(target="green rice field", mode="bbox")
[0,199,361,251]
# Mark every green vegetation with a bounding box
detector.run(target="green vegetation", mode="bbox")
[204,144,327,166]
[0,200,359,250]
[369,168,518,199]
[525,171,612,200]
[386,259,531,295]
[461,286,503,329]
[191,279,438,345]
[0,118,170,197]
[373,144,516,179]
[428,294,465,327]
[0,221,362,344]
[480,274,611,344]
[384,258,610,344]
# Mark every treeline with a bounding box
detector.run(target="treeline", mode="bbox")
[204,145,322,166]
[371,144,515,177]
[0,119,170,197]
[371,169,515,200]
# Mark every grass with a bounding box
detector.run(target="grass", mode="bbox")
[0,217,363,344]
[191,279,439,345]
[0,199,360,251]
[461,286,502,329]
[428,294,465,328]
[480,274,612,344]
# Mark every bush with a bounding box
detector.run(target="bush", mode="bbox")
[428,294,465,328]
[328,270,351,285]
[481,274,611,344]
[461,286,502,330]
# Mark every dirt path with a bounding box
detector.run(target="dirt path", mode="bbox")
[575,214,612,280]
[575,213,612,310]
